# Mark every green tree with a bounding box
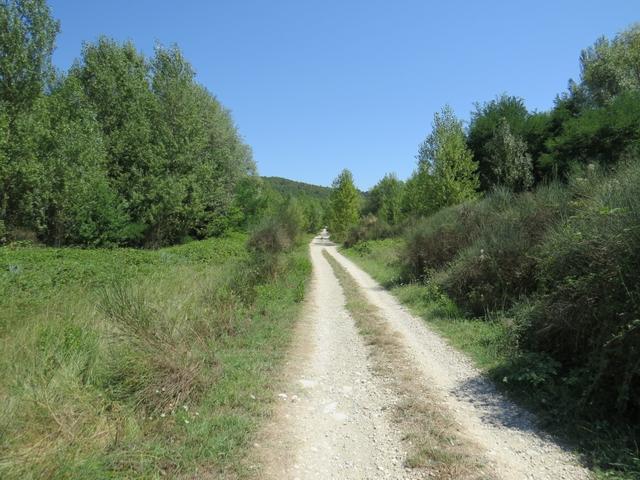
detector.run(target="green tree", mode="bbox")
[536,24,640,179]
[0,0,59,115]
[0,108,7,225]
[303,199,325,233]
[580,24,640,106]
[521,111,553,181]
[485,118,534,191]
[328,169,360,240]
[400,172,422,218]
[72,37,159,243]
[0,0,59,233]
[150,44,254,242]
[415,105,479,213]
[0,4,254,247]
[231,176,274,229]
[544,90,640,173]
[467,95,530,190]
[70,39,253,246]
[365,173,404,225]
[41,75,128,245]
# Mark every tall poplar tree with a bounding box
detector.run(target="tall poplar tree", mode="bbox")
[415,105,479,213]
[328,169,360,240]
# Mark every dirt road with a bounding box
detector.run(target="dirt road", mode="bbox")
[254,238,591,479]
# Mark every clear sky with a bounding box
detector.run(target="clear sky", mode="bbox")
[48,0,638,190]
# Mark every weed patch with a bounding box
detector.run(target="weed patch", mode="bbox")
[0,235,311,479]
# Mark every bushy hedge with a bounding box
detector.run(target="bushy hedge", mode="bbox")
[522,160,640,417]
[402,190,512,279]
[399,159,640,419]
[343,214,398,248]
[438,184,571,315]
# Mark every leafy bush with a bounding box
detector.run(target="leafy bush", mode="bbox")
[0,220,6,245]
[402,187,514,280]
[343,214,397,247]
[493,351,561,388]
[439,183,571,315]
[246,199,306,282]
[248,216,293,255]
[248,199,304,255]
[522,159,640,417]
[544,91,640,176]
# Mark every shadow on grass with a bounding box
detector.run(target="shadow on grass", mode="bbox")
[483,355,640,478]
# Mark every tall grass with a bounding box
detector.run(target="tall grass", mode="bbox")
[0,233,310,478]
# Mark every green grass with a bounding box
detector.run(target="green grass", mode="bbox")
[0,235,311,479]
[342,238,640,480]
[343,238,404,287]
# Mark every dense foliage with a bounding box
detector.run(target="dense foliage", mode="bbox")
[341,22,640,475]
[398,161,640,421]
[0,0,255,247]
[261,176,329,233]
[410,105,479,215]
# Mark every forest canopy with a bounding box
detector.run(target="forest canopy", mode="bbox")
[0,0,255,247]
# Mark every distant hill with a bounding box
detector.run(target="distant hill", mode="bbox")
[262,177,332,201]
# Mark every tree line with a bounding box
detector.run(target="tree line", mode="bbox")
[1,0,258,247]
[328,23,640,451]
[327,23,640,239]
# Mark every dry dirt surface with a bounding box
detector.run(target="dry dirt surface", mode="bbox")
[252,237,592,480]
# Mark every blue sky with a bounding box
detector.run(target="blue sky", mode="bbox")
[49,0,638,190]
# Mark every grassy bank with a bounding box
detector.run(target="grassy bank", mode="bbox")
[342,238,639,480]
[0,234,310,479]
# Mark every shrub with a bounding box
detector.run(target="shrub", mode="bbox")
[402,187,514,280]
[247,216,293,254]
[0,220,6,244]
[522,159,640,417]
[438,183,571,315]
[248,199,304,255]
[343,214,396,247]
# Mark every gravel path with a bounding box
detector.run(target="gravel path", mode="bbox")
[255,237,419,479]
[255,237,591,479]
[324,244,592,480]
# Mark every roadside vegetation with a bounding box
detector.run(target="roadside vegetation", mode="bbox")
[337,23,640,480]
[0,1,327,248]
[0,1,319,478]
[0,222,310,478]
[3,0,640,477]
